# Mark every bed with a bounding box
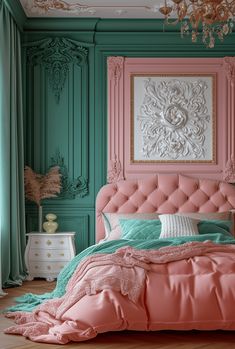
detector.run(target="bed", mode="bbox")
[4,173,235,344]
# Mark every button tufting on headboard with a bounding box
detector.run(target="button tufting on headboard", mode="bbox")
[96,174,235,242]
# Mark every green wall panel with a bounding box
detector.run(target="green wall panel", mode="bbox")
[22,19,235,250]
[24,37,91,200]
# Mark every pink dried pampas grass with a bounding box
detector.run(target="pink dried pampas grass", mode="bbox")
[24,166,61,206]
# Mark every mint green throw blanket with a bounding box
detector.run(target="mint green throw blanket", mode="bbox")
[7,232,235,313]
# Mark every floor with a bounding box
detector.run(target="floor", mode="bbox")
[1,280,235,349]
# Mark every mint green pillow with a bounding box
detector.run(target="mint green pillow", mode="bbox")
[119,219,161,240]
[198,220,232,236]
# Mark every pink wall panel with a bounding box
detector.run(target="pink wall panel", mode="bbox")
[107,57,235,183]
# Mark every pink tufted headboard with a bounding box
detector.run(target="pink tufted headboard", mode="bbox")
[96,174,235,242]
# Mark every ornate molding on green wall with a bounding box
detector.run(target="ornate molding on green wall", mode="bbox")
[50,151,88,199]
[26,37,88,103]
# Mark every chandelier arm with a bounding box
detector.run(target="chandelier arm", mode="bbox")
[166,17,180,26]
[159,0,234,48]
[219,0,234,12]
[224,0,235,15]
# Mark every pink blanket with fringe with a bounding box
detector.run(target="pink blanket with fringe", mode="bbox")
[5,241,235,344]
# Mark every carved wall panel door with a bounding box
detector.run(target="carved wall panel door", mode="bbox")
[24,37,91,251]
[25,37,89,196]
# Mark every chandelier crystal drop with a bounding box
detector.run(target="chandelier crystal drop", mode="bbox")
[159,0,235,48]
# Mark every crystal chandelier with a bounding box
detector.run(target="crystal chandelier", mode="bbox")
[159,0,235,48]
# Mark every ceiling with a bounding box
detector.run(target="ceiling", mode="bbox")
[19,0,164,18]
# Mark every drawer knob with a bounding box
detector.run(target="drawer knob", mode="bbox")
[47,265,51,270]
[60,241,64,245]
[47,253,51,258]
[47,240,52,245]
[60,265,64,269]
[60,253,64,256]
[35,241,39,244]
[35,266,39,269]
[35,253,39,256]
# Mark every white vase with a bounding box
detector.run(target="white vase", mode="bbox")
[43,213,58,234]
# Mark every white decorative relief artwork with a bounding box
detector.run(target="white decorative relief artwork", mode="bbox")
[132,75,215,162]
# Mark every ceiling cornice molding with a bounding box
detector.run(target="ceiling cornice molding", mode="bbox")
[23,17,99,32]
[4,0,27,31]
[95,18,178,32]
[22,18,180,32]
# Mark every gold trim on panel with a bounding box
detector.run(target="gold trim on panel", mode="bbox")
[130,73,216,164]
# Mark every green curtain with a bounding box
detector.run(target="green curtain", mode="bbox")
[0,0,27,287]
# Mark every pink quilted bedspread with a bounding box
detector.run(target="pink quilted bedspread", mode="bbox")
[5,241,235,344]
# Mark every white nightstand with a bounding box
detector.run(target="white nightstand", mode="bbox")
[25,232,76,282]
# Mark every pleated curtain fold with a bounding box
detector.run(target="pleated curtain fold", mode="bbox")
[0,0,27,290]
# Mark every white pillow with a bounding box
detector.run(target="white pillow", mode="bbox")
[159,214,199,239]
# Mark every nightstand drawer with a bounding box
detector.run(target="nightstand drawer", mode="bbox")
[30,236,70,249]
[29,249,72,261]
[29,261,68,275]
